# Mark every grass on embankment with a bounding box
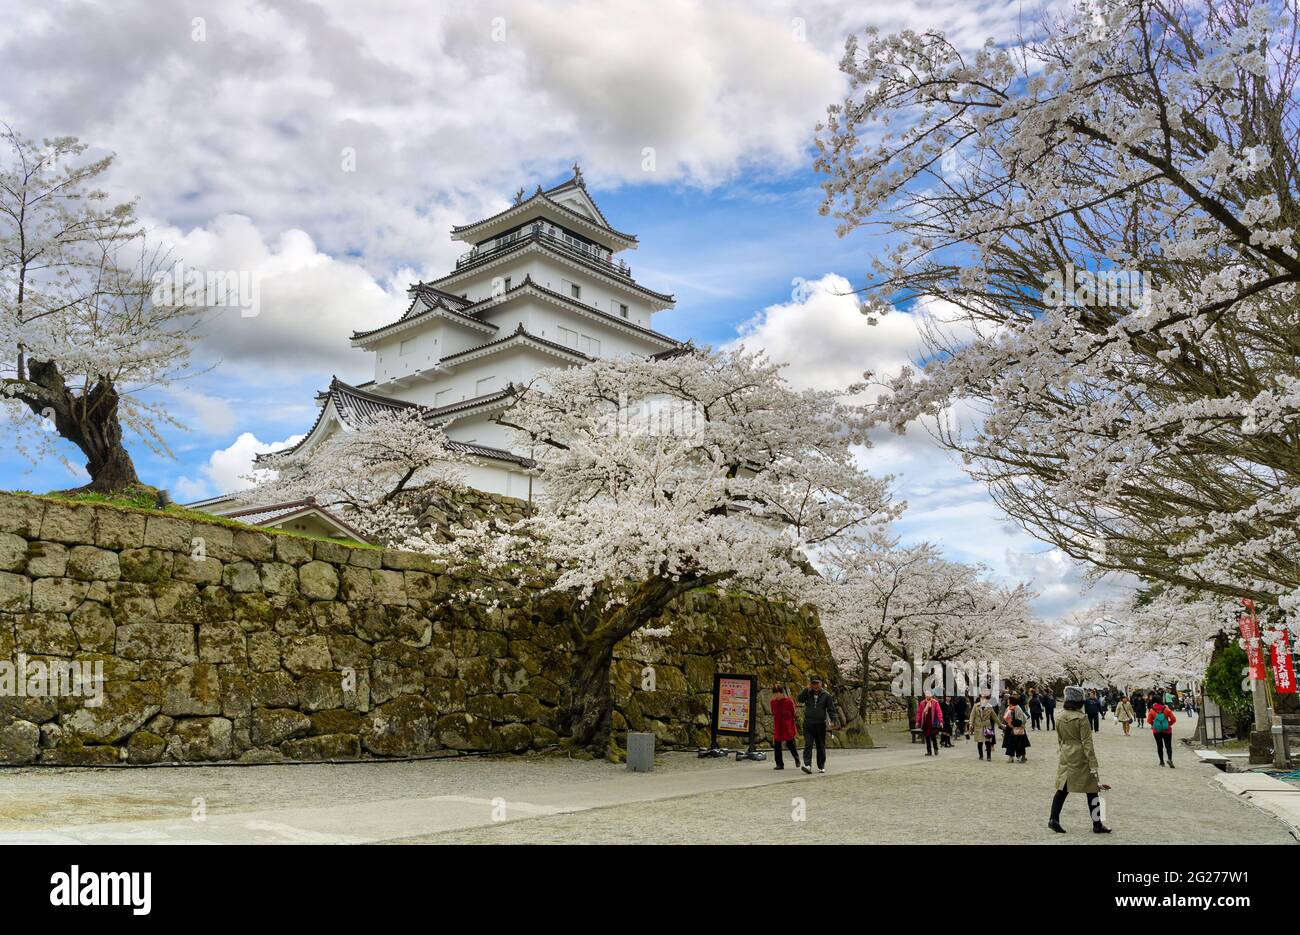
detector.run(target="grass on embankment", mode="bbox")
[8,485,380,550]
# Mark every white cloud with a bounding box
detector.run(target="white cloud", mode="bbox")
[724,273,925,394]
[0,0,853,277]
[1005,549,1137,621]
[167,387,238,438]
[150,214,405,380]
[502,0,842,185]
[174,431,303,502]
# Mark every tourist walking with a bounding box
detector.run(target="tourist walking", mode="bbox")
[1043,690,1056,730]
[939,695,955,748]
[1048,686,1112,834]
[953,693,969,738]
[1084,690,1102,732]
[969,693,998,760]
[1147,697,1177,768]
[1029,690,1043,731]
[1131,690,1147,729]
[798,676,840,774]
[917,690,944,756]
[769,684,800,770]
[1002,698,1031,762]
[1115,696,1135,736]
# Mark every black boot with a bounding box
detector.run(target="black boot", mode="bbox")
[1093,823,1112,834]
[1047,820,1066,834]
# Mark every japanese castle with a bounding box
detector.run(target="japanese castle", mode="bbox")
[191,166,681,529]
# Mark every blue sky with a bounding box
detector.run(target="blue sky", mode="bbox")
[0,0,1121,617]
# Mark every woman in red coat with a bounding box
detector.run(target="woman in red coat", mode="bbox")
[917,689,944,756]
[770,684,800,770]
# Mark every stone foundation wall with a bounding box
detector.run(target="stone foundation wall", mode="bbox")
[612,593,869,749]
[0,494,855,765]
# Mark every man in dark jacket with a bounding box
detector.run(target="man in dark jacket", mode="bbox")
[1083,691,1102,732]
[1028,690,1044,730]
[953,693,969,738]
[797,676,841,774]
[1043,691,1057,730]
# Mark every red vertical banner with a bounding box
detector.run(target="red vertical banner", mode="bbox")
[1239,603,1266,680]
[1271,628,1297,694]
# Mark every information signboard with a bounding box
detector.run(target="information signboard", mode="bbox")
[714,674,755,736]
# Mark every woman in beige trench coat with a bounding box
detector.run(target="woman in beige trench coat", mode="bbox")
[1114,697,1135,736]
[1048,686,1112,834]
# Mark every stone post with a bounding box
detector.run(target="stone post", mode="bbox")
[1248,677,1273,765]
[1272,715,1289,768]
[626,732,654,772]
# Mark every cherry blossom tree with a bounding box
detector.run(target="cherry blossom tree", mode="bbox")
[245,406,470,543]
[817,534,1051,716]
[816,1,1300,622]
[1060,589,1231,688]
[404,348,900,754]
[0,125,197,492]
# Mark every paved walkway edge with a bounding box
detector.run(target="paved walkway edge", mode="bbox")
[1213,772,1300,841]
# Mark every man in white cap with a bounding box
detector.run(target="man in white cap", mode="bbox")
[1048,685,1112,834]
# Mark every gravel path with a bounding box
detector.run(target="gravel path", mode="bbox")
[0,713,1291,844]
[397,715,1297,844]
[0,751,724,832]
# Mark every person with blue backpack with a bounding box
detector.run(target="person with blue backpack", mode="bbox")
[1147,697,1178,767]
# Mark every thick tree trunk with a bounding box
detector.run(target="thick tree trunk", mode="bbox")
[83,438,141,493]
[857,638,878,719]
[566,631,621,754]
[12,360,142,494]
[563,574,720,756]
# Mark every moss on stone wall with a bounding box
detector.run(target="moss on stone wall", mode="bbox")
[0,493,864,765]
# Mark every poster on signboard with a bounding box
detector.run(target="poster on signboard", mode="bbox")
[712,673,756,738]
